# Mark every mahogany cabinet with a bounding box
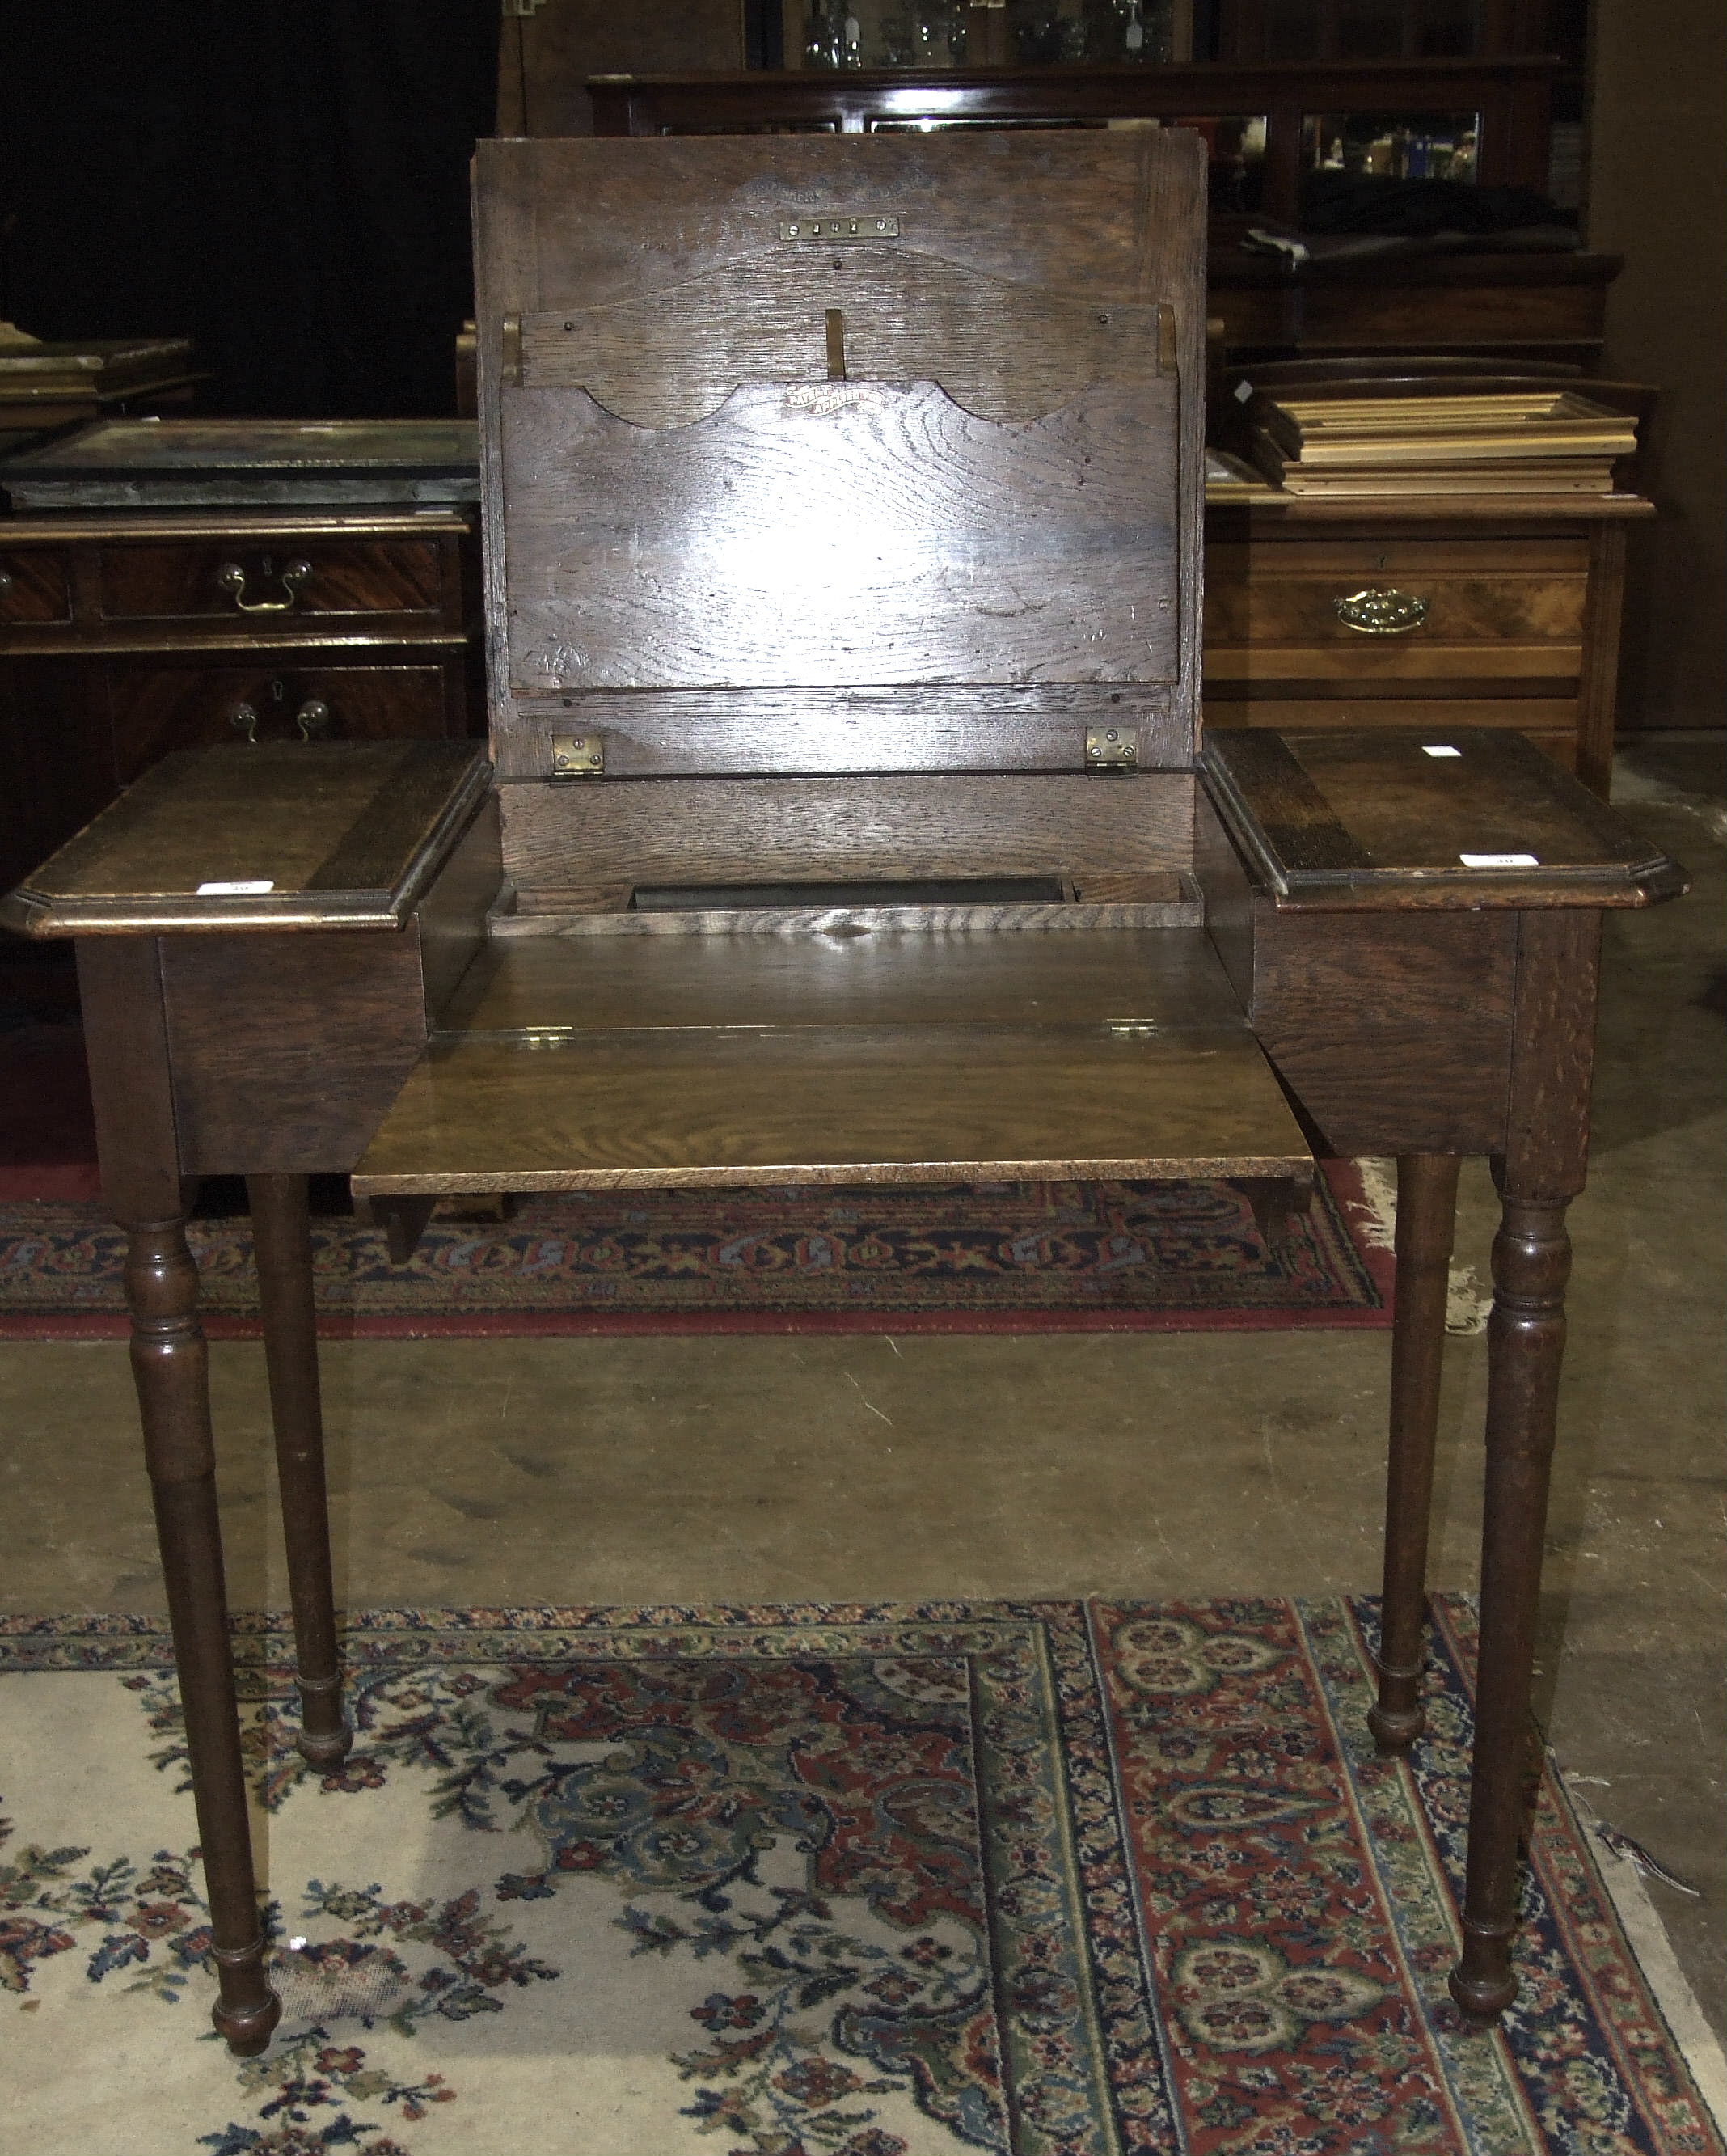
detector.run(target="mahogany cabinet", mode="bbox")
[1201,494,1648,796]
[0,509,481,898]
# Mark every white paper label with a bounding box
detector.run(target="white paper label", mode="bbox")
[1422,744,1463,758]
[1459,852,1539,869]
[1234,378,1254,403]
[196,879,275,896]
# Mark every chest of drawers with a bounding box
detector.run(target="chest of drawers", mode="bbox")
[1201,496,1650,798]
[0,509,481,895]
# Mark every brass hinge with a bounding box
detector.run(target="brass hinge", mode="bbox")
[550,732,604,778]
[779,215,902,243]
[1085,725,1140,773]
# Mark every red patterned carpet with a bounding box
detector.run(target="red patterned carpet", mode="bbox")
[1,1597,1717,2154]
[0,1166,1391,1338]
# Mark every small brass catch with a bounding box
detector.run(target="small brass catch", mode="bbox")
[551,732,604,778]
[780,215,902,242]
[1085,725,1139,772]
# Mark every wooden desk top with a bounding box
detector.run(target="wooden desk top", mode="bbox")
[1204,727,1683,909]
[1,742,490,936]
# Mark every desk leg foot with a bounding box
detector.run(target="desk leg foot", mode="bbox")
[1370,1154,1459,1753]
[249,1173,350,1769]
[1448,1184,1572,2025]
[128,1217,281,2053]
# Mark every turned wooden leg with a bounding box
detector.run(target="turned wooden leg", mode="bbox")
[127,1216,281,2056]
[248,1174,350,1769]
[1370,1154,1460,1752]
[1449,1182,1572,2023]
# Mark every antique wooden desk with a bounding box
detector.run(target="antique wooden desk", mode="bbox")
[1,129,1683,2061]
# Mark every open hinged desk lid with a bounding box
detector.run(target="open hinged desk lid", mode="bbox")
[1,744,491,936]
[471,130,1209,832]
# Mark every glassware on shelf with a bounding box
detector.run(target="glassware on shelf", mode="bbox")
[1303,110,1481,182]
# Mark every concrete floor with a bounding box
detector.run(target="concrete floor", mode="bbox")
[3,734,1721,2040]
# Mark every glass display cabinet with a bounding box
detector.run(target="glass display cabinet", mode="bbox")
[589,56,1556,230]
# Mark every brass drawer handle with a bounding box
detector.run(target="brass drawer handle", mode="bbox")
[230,698,336,743]
[217,558,311,613]
[1335,586,1429,636]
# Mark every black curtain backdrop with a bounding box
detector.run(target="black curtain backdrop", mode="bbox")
[0,2,498,417]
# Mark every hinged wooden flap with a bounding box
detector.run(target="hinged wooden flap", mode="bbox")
[472,130,1206,894]
[502,378,1179,692]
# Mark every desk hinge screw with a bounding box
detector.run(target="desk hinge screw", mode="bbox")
[1085,725,1139,772]
[551,732,604,778]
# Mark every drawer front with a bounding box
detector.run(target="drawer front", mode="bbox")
[1205,538,1590,685]
[0,548,73,628]
[108,662,456,781]
[97,539,446,626]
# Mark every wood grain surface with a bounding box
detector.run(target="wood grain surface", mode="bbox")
[471,129,1209,810]
[1203,728,1682,907]
[519,251,1168,427]
[1246,909,1518,1155]
[492,893,1201,935]
[442,924,1239,1034]
[500,379,1178,692]
[500,772,1196,890]
[496,685,1182,779]
[353,1021,1311,1195]
[2,741,490,935]
[162,929,436,1177]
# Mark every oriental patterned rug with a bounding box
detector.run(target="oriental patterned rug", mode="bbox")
[1,1599,1718,2156]
[0,1165,1391,1340]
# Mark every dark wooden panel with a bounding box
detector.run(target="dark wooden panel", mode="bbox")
[74,937,187,1217]
[0,657,115,897]
[0,547,72,626]
[107,665,458,780]
[500,772,1195,892]
[96,542,443,624]
[1295,280,1607,352]
[496,686,1182,779]
[1193,787,1257,1014]
[505,0,743,137]
[1503,907,1602,1192]
[1208,536,1592,577]
[499,378,1179,691]
[443,924,1240,1035]
[1249,905,1518,1154]
[163,929,433,1175]
[416,796,501,1024]
[520,251,1168,428]
[353,1021,1312,1194]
